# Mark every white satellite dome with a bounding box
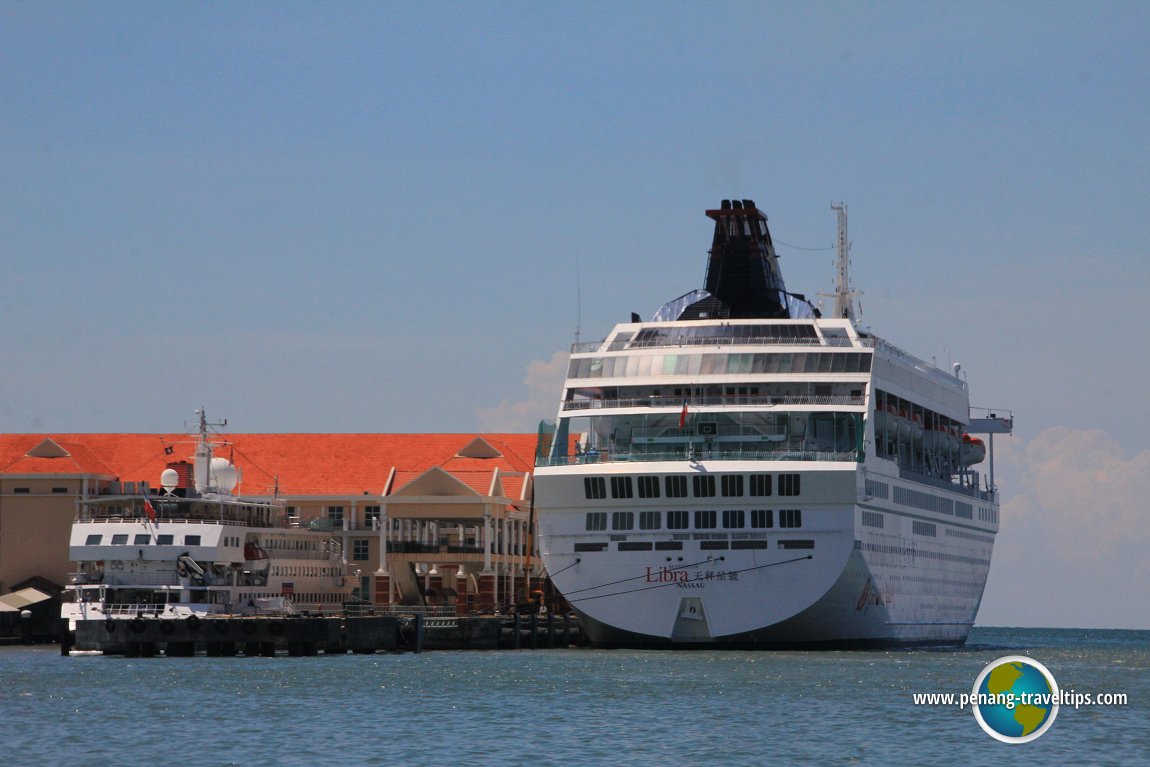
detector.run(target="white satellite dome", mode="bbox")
[209,457,240,492]
[160,468,179,493]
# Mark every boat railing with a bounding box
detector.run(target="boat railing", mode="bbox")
[537,448,860,467]
[563,393,864,411]
[571,335,876,353]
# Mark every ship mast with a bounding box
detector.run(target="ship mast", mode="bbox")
[830,203,861,323]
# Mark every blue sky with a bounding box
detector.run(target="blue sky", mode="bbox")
[3,1,1148,628]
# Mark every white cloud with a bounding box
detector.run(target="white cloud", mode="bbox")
[476,352,569,433]
[977,427,1150,629]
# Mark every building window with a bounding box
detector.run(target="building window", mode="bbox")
[52,487,68,494]
[352,539,370,561]
[638,476,660,498]
[611,511,635,530]
[694,510,717,529]
[585,512,607,531]
[665,475,688,498]
[611,476,634,499]
[912,520,937,537]
[722,509,745,529]
[584,477,607,499]
[720,475,744,497]
[13,487,29,494]
[750,474,772,496]
[667,511,689,530]
[364,505,381,525]
[327,506,344,525]
[779,509,802,528]
[750,509,773,529]
[693,475,716,498]
[639,511,661,530]
[778,473,801,496]
[861,510,884,528]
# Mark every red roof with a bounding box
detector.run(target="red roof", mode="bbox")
[0,433,539,497]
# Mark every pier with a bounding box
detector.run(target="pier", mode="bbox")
[67,611,586,656]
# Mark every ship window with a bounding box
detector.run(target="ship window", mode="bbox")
[85,534,103,545]
[353,540,370,561]
[693,475,716,498]
[778,473,801,496]
[611,511,635,531]
[637,476,660,498]
[751,509,773,528]
[639,511,661,530]
[585,512,607,531]
[13,487,30,494]
[584,477,607,499]
[665,475,688,498]
[750,474,772,496]
[610,476,634,499]
[912,520,937,537]
[694,510,717,529]
[779,509,802,528]
[667,511,689,530]
[720,475,744,497]
[722,509,745,529]
[110,534,129,545]
[157,534,173,545]
[52,487,69,494]
[185,535,201,546]
[133,534,151,545]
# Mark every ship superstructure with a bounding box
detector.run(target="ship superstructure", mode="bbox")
[533,200,1011,647]
[62,410,352,630]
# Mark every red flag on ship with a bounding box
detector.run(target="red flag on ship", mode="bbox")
[679,399,689,429]
[143,492,156,522]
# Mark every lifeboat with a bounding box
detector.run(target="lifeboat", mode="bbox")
[960,433,986,466]
[874,405,894,438]
[923,423,948,452]
[908,411,924,444]
[896,409,911,440]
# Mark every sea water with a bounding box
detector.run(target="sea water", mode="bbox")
[1,627,1145,766]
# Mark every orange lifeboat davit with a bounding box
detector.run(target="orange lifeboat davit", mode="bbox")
[960,434,986,466]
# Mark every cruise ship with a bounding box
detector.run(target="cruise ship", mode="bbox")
[533,200,1012,647]
[62,410,354,638]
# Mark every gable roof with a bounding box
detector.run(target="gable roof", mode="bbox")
[0,432,540,497]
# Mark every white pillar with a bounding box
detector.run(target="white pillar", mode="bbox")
[376,502,389,576]
[482,510,493,575]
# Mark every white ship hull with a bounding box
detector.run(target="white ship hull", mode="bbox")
[536,460,995,648]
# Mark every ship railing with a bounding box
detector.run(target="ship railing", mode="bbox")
[571,336,877,353]
[562,393,865,411]
[537,449,860,467]
[374,605,458,618]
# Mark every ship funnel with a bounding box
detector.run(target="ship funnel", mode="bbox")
[677,200,795,320]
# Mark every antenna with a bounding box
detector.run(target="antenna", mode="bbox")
[830,203,862,323]
[574,251,583,344]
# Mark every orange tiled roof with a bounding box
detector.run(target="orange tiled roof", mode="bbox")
[0,433,540,497]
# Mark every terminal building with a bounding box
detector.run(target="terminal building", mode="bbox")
[0,431,544,617]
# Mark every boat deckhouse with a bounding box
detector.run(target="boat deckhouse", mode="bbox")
[0,432,541,613]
